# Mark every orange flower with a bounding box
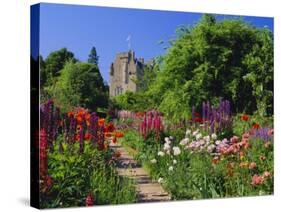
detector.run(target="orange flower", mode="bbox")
[77,116,83,124]
[85,113,91,121]
[241,114,249,121]
[67,111,74,117]
[98,118,105,126]
[115,131,124,138]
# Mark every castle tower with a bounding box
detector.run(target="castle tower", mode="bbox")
[109,50,144,97]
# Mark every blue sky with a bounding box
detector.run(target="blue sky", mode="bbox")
[38,3,273,83]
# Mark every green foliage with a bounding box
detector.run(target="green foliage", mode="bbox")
[127,14,273,121]
[88,46,99,65]
[51,61,108,112]
[112,91,151,112]
[42,48,77,86]
[42,138,136,208]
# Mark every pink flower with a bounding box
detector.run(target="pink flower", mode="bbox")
[268,129,274,136]
[230,136,239,143]
[251,174,264,186]
[263,171,271,178]
[85,193,94,206]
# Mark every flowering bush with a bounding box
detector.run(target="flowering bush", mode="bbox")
[39,100,136,208]
[121,114,273,200]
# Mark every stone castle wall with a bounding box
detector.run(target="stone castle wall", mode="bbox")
[109,50,144,97]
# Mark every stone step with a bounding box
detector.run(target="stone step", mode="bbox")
[109,142,171,202]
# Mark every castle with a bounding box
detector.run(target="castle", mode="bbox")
[109,50,144,97]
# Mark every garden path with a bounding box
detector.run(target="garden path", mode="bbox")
[109,141,171,203]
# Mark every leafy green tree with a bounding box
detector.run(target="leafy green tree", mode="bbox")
[243,29,273,116]
[88,46,99,65]
[44,48,77,84]
[52,61,108,112]
[142,14,273,121]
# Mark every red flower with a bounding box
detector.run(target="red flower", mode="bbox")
[241,114,249,121]
[104,122,115,133]
[84,133,91,140]
[252,123,260,129]
[194,117,202,123]
[85,193,94,206]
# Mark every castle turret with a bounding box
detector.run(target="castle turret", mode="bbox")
[109,50,144,97]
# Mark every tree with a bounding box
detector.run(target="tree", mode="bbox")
[140,14,273,121]
[52,61,108,112]
[44,48,77,84]
[88,46,99,65]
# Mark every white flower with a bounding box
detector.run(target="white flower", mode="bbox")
[207,144,216,153]
[196,133,202,140]
[158,151,165,157]
[150,159,157,164]
[215,140,221,145]
[163,143,171,151]
[158,177,164,183]
[173,159,177,164]
[173,146,181,156]
[192,129,199,136]
[204,135,210,143]
[185,129,191,136]
[199,139,205,145]
[211,133,217,140]
[164,137,170,143]
[180,138,189,146]
[168,166,174,171]
[166,150,171,155]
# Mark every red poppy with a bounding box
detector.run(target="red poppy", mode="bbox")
[112,137,117,143]
[241,114,249,121]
